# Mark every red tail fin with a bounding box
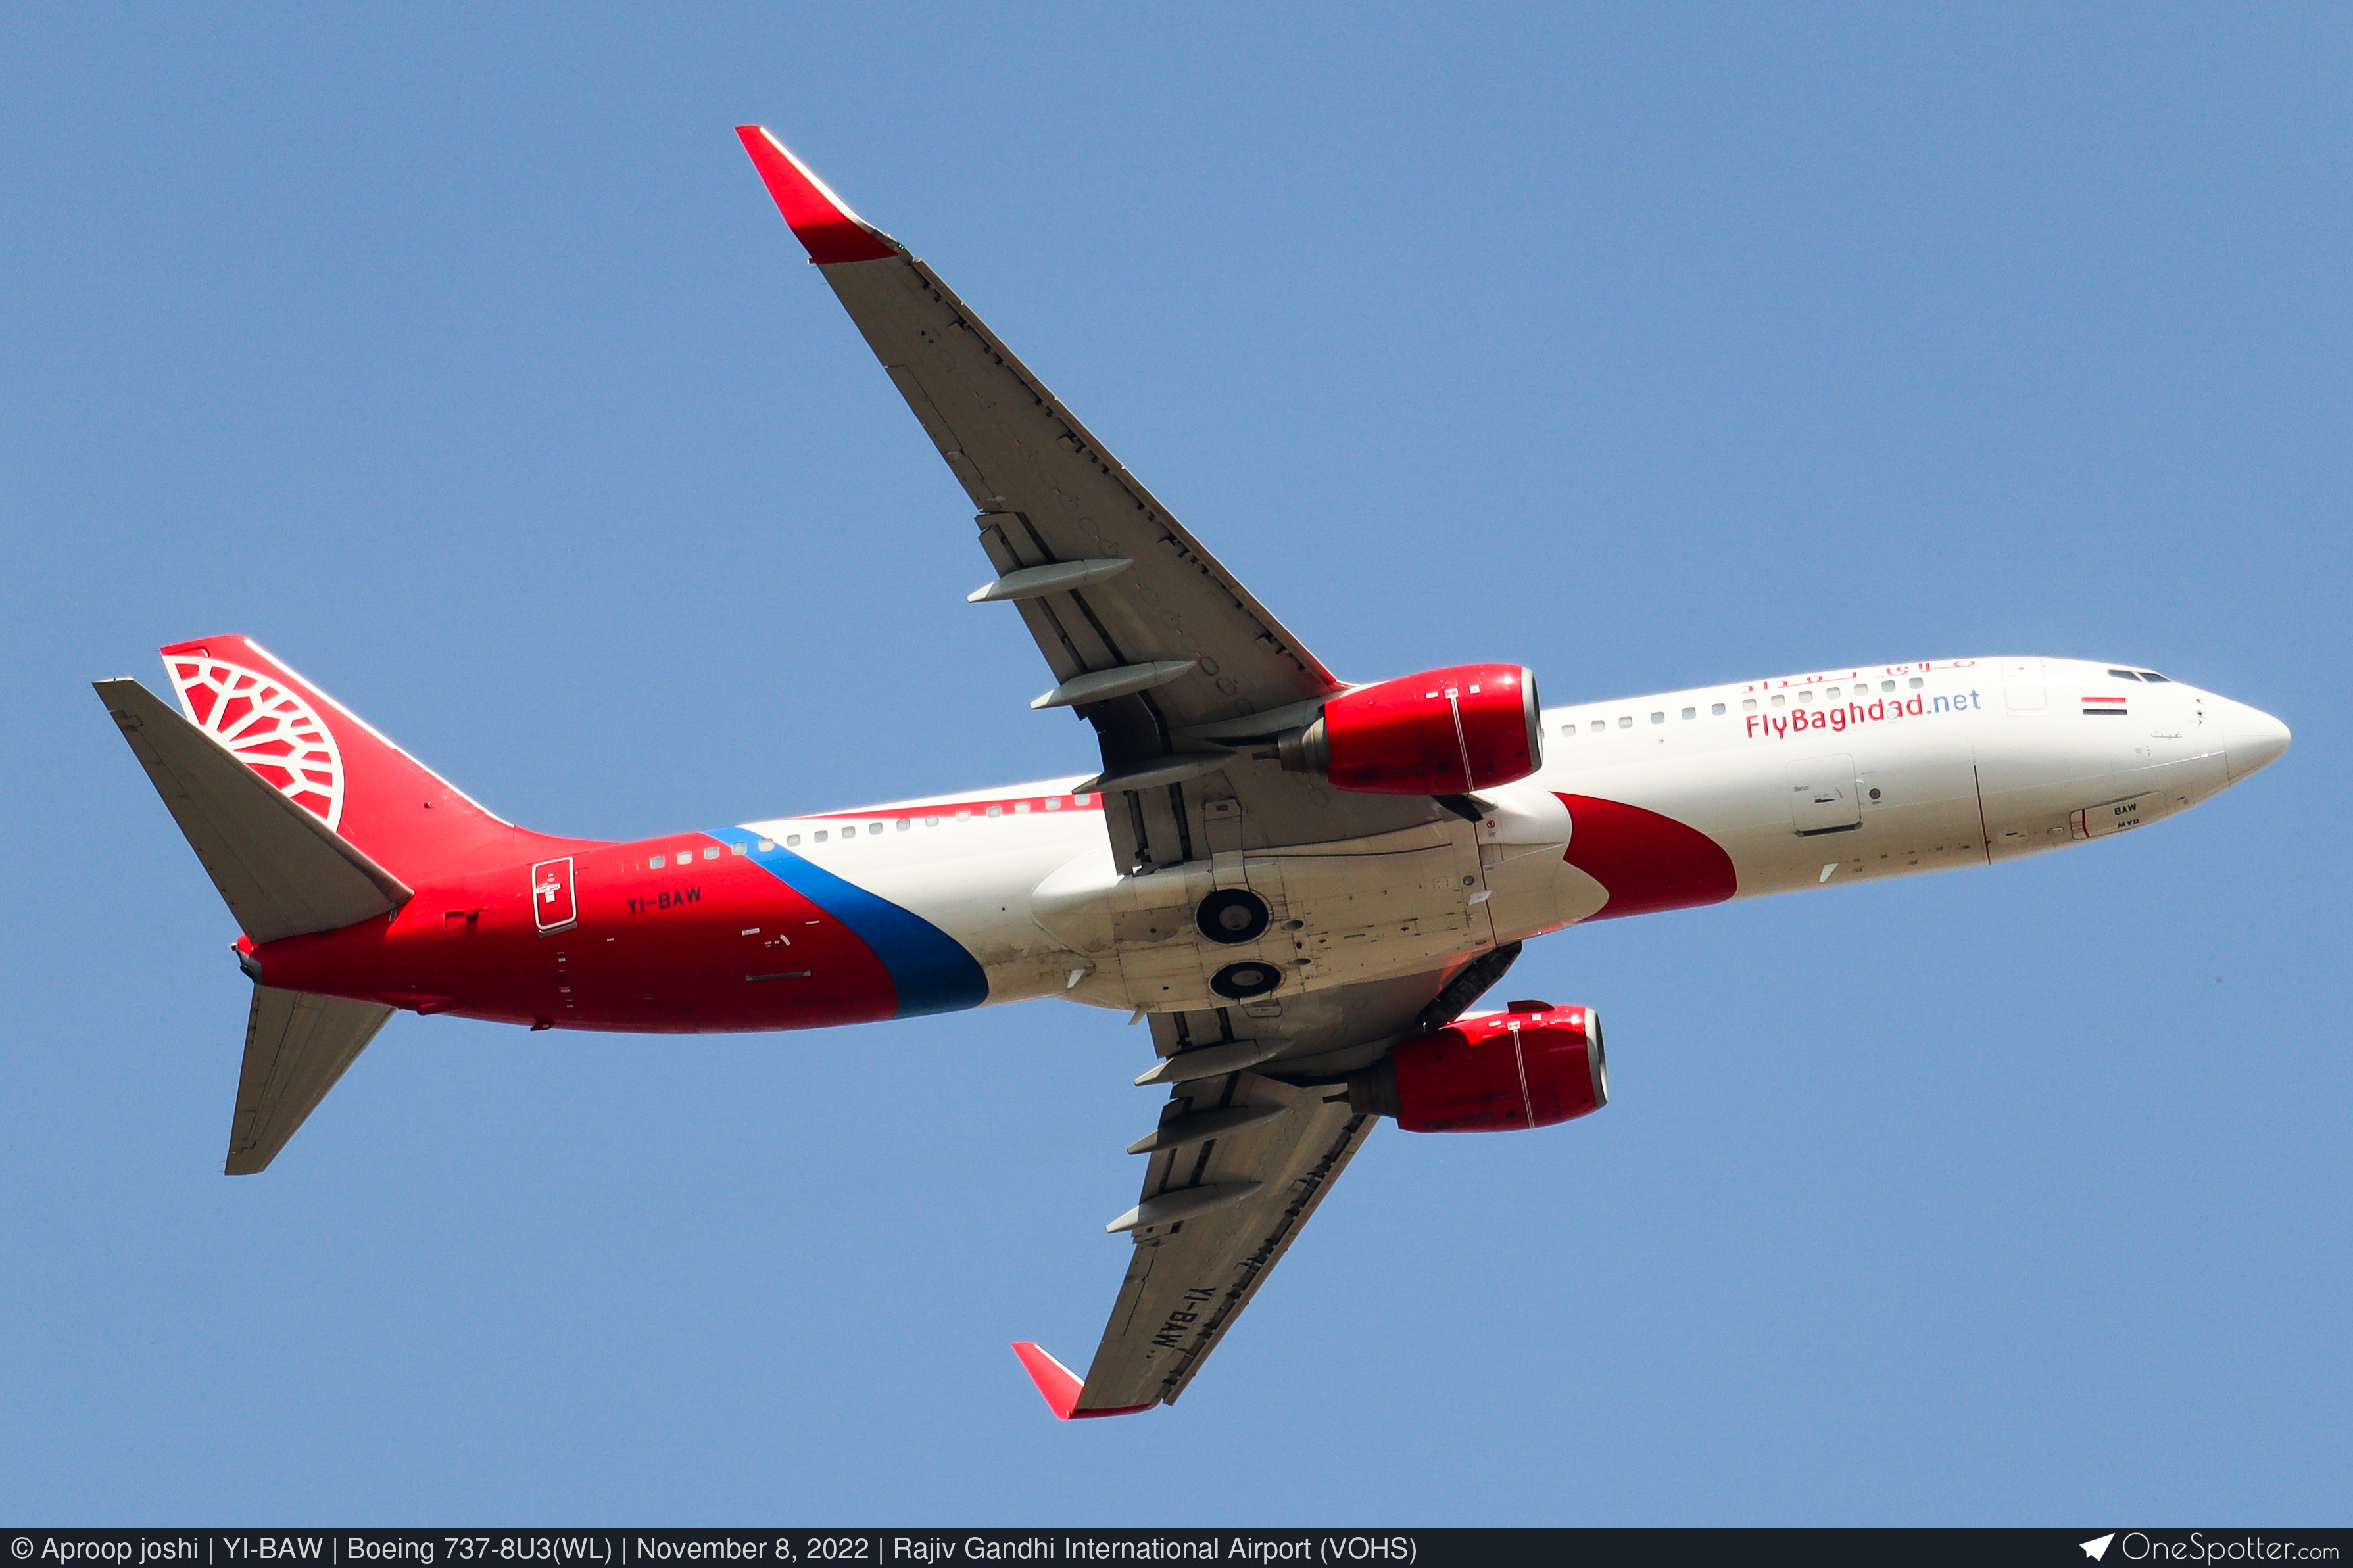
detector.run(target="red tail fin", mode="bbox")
[158,636,576,886]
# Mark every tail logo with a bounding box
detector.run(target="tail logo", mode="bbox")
[165,652,347,831]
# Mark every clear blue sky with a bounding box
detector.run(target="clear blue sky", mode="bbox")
[3,3,2346,1525]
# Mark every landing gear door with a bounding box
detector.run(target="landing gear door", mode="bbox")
[1790,755,1861,836]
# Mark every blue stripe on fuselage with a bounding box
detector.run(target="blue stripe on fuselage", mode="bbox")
[725,831,989,1018]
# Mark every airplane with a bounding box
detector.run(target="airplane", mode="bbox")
[93,125,2292,1421]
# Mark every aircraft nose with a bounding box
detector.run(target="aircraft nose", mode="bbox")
[2222,701,2291,781]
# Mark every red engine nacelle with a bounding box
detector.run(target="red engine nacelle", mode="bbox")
[1281,663,1542,795]
[1348,1001,1607,1132]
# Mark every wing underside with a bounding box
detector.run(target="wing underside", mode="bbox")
[1069,958,1519,1411]
[736,128,1518,1415]
[737,126,1440,876]
[1082,1074,1376,1409]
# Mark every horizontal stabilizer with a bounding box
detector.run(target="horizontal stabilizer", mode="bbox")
[229,986,395,1174]
[95,678,411,943]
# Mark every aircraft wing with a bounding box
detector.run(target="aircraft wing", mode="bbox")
[736,129,1511,1414]
[1077,1071,1375,1412]
[737,128,1442,868]
[1034,953,1520,1414]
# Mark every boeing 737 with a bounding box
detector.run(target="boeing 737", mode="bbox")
[95,127,2291,1419]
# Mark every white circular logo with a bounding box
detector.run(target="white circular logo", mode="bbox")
[166,653,347,831]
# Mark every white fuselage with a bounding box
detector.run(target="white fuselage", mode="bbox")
[733,657,2287,1019]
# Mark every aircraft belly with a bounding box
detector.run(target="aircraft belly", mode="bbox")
[1237,828,1495,999]
[852,840,1096,1003]
[1031,822,1497,1012]
[1470,784,1575,943]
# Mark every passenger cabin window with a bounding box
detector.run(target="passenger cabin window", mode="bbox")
[924,815,940,826]
[1589,720,1604,732]
[1650,711,1664,724]
[1797,691,1813,704]
[1617,715,1633,728]
[813,830,829,843]
[1770,694,1785,707]
[785,835,801,847]
[1908,677,1924,689]
[1881,680,1896,692]
[1682,707,1696,720]
[648,855,664,868]
[896,818,911,831]
[1711,703,1726,716]
[1742,698,1757,712]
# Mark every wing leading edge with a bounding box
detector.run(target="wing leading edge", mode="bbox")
[1079,1074,1377,1412]
[736,127,1520,1417]
[735,124,1338,726]
[734,126,1447,875]
[1010,1080,1378,1421]
[1024,957,1520,1417]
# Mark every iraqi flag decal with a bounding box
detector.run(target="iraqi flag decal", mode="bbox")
[2082,695,2130,717]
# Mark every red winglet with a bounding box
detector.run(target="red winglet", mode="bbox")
[1009,1343,1153,1421]
[734,126,899,264]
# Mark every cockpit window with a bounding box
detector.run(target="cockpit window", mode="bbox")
[2139,671,2171,682]
[2107,669,2142,681]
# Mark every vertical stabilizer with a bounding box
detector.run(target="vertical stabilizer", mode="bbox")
[156,636,573,885]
